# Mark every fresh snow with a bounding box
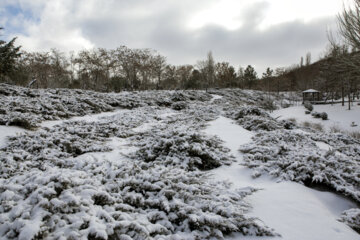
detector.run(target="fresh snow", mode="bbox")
[0,125,28,148]
[315,141,333,151]
[1,85,359,239]
[271,103,360,132]
[204,116,359,240]
[40,108,130,128]
[210,94,223,103]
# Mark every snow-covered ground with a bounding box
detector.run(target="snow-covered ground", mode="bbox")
[0,126,28,148]
[1,86,359,239]
[271,103,360,132]
[210,94,223,103]
[205,116,359,240]
[40,108,130,128]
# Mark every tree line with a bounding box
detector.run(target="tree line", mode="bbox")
[0,37,264,91]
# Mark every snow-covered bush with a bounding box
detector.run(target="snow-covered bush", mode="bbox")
[321,112,328,120]
[311,111,322,118]
[259,99,277,111]
[133,130,233,170]
[339,208,360,233]
[232,106,268,119]
[0,103,277,239]
[227,107,294,131]
[239,130,360,202]
[0,88,280,239]
[237,116,283,131]
[0,160,276,239]
[311,112,328,121]
[0,84,213,129]
[171,101,187,111]
[280,100,291,108]
[304,101,313,112]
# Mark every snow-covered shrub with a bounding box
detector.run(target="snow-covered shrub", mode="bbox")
[239,130,360,202]
[311,112,328,120]
[171,92,187,102]
[0,162,276,239]
[171,101,187,111]
[0,101,276,239]
[0,84,214,130]
[259,99,277,111]
[233,106,268,119]
[156,98,172,107]
[305,110,311,114]
[281,101,291,108]
[237,116,283,131]
[227,107,294,131]
[339,208,360,233]
[133,130,233,170]
[304,101,313,112]
[321,112,328,120]
[1,112,41,129]
[311,111,322,118]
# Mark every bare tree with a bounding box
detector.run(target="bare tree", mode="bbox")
[305,52,311,66]
[198,51,215,91]
[325,0,360,109]
[338,0,360,49]
[152,54,166,89]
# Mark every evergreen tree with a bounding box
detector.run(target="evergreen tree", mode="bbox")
[0,28,21,80]
[244,65,257,89]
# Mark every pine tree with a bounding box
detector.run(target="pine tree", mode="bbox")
[244,65,257,89]
[0,27,21,80]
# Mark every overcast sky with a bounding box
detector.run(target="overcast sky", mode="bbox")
[0,0,348,73]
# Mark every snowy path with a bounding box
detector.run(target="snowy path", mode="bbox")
[204,116,359,240]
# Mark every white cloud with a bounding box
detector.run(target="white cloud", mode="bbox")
[188,0,252,30]
[9,0,94,52]
[258,0,343,30]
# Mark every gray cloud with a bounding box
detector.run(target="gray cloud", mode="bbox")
[2,0,338,74]
[77,1,336,73]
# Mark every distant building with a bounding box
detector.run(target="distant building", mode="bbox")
[302,89,320,103]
